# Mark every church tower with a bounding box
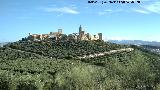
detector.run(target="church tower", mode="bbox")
[79,25,83,40]
[79,25,82,34]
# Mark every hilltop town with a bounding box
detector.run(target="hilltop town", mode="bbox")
[27,25,102,41]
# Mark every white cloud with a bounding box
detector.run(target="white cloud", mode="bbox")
[98,11,107,15]
[44,7,79,14]
[98,9,118,16]
[133,1,160,14]
[57,13,63,17]
[144,2,160,14]
[135,1,160,14]
[96,0,160,15]
[134,9,150,14]
[104,9,112,12]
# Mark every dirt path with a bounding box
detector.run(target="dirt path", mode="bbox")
[78,48,134,59]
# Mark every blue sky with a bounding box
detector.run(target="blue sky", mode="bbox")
[0,0,160,42]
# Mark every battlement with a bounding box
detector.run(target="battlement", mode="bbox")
[28,25,102,41]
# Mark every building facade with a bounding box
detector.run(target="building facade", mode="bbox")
[29,29,63,41]
[77,25,102,41]
[28,25,103,41]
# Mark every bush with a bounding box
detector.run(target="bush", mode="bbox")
[16,81,38,90]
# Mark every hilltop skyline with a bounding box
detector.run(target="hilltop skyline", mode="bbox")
[0,0,160,42]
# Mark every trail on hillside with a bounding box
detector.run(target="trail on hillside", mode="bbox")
[78,48,134,59]
[6,46,134,60]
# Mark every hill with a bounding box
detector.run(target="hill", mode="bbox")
[4,40,128,59]
[108,40,160,46]
[141,45,160,54]
[0,42,10,47]
[0,40,160,90]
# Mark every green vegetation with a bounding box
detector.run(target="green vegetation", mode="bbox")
[0,40,160,90]
[4,40,127,59]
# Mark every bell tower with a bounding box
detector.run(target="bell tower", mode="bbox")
[79,25,82,34]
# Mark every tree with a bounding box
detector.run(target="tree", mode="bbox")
[60,34,68,41]
[68,34,75,41]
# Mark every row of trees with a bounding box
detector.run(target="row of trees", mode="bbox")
[0,47,43,60]
[4,40,128,59]
[0,48,160,90]
[1,40,160,89]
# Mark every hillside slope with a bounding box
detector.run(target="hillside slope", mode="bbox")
[4,40,128,59]
[0,40,160,90]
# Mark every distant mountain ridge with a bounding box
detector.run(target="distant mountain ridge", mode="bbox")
[108,40,160,47]
[0,42,10,47]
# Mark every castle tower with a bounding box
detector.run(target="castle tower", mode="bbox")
[79,25,82,34]
[98,33,102,40]
[58,29,62,34]
[86,33,91,40]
